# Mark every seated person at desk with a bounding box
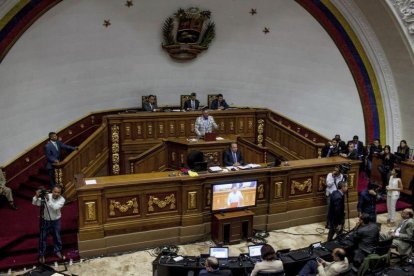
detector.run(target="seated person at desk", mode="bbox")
[223,142,244,166]
[395,139,410,161]
[298,247,348,276]
[339,143,359,160]
[348,213,380,268]
[250,244,283,276]
[227,184,243,208]
[184,92,200,111]
[380,208,414,256]
[142,95,159,112]
[195,110,218,138]
[199,256,231,276]
[210,94,229,110]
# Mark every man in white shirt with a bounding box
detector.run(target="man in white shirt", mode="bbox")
[32,186,66,264]
[227,185,244,208]
[325,166,343,227]
[380,208,414,255]
[194,110,218,138]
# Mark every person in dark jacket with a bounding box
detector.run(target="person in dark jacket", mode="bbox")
[378,145,396,191]
[327,181,348,241]
[349,213,380,268]
[357,182,381,223]
[366,139,382,178]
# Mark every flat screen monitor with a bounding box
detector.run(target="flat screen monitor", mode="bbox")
[248,245,263,258]
[209,247,229,259]
[211,180,257,212]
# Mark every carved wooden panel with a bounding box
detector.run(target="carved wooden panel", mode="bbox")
[187,191,197,210]
[124,123,132,140]
[274,181,283,199]
[85,201,97,222]
[290,177,312,196]
[318,174,327,192]
[107,197,139,217]
[147,192,177,213]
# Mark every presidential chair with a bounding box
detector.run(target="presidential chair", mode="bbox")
[207,94,219,109]
[180,94,191,110]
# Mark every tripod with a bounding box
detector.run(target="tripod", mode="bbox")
[38,192,54,263]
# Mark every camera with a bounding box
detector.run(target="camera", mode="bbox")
[37,188,48,199]
[338,163,351,174]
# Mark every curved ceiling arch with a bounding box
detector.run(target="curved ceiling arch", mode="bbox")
[0,0,386,143]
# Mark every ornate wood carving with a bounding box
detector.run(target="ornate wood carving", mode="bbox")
[206,188,211,206]
[274,181,282,198]
[204,151,219,165]
[318,176,326,192]
[85,201,97,221]
[169,122,175,134]
[111,124,120,175]
[109,198,139,216]
[125,124,131,138]
[290,178,312,195]
[148,194,176,212]
[159,123,164,134]
[54,168,63,186]
[188,191,197,210]
[257,119,264,146]
[348,173,355,189]
[258,184,264,199]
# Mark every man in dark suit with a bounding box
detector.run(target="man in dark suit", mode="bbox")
[357,182,381,223]
[223,142,244,166]
[142,95,159,112]
[348,213,380,268]
[348,135,364,159]
[198,257,231,276]
[340,143,359,160]
[327,181,348,241]
[210,94,229,110]
[184,92,200,111]
[45,132,77,188]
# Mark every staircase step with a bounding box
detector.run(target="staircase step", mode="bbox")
[29,174,50,185]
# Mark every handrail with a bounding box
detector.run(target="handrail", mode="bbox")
[54,120,109,200]
[129,142,167,174]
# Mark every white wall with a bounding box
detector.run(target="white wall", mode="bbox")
[0,0,364,164]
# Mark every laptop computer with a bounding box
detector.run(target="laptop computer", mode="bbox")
[248,244,263,263]
[209,247,229,266]
[204,132,217,141]
[193,161,208,172]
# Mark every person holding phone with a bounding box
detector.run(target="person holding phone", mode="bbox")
[299,248,348,276]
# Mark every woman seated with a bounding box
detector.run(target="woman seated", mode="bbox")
[250,244,284,276]
[396,139,411,161]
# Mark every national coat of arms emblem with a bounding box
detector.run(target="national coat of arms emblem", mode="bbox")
[161,7,215,61]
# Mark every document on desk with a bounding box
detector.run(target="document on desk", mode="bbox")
[237,164,261,170]
[216,136,224,140]
[85,179,97,185]
[208,166,223,172]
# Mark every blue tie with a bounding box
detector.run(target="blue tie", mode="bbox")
[233,152,237,163]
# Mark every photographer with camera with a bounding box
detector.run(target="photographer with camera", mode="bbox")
[32,185,65,264]
[327,181,348,241]
[325,165,344,228]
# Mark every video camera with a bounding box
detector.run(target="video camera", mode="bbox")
[338,163,351,175]
[37,188,48,200]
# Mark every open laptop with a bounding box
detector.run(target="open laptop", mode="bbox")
[209,247,229,266]
[248,244,263,263]
[193,161,208,173]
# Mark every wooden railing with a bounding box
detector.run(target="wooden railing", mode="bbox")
[54,121,109,200]
[237,137,268,164]
[129,142,167,174]
[265,111,327,160]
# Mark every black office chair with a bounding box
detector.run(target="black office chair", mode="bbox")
[256,271,285,276]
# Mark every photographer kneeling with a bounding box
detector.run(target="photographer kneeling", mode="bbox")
[32,186,65,264]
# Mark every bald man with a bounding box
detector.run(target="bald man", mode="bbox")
[194,110,218,138]
[380,208,414,255]
[299,247,348,276]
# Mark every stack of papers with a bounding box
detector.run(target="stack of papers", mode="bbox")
[208,166,223,172]
[216,137,224,140]
[237,164,261,170]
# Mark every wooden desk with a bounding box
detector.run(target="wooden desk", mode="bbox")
[166,136,236,168]
[76,156,360,256]
[212,210,254,245]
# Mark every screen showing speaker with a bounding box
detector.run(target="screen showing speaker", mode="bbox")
[211,180,257,212]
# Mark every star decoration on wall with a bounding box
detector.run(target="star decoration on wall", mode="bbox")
[103,20,111,28]
[263,27,270,34]
[250,9,257,15]
[125,0,133,8]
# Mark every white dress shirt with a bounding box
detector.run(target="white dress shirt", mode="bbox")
[32,193,65,220]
